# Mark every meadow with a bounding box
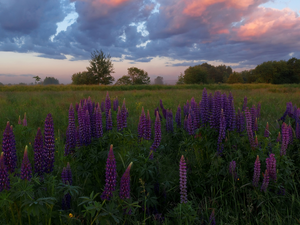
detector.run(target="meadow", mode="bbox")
[0,84,300,224]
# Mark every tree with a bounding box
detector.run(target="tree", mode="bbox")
[115,67,150,85]
[176,73,185,84]
[183,65,208,84]
[33,76,41,84]
[43,77,59,85]
[227,72,244,83]
[0,82,3,86]
[86,49,115,85]
[154,76,164,85]
[72,71,96,85]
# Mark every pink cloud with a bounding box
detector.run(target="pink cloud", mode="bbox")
[234,8,300,44]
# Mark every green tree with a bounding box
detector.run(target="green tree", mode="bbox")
[183,65,208,84]
[43,77,59,85]
[33,76,41,84]
[115,67,150,85]
[72,71,96,85]
[226,72,244,83]
[176,73,185,84]
[154,76,164,85]
[115,76,132,85]
[86,49,115,85]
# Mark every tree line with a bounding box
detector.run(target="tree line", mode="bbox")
[177,58,300,84]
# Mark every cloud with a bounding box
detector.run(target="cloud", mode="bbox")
[0,74,18,77]
[0,0,299,70]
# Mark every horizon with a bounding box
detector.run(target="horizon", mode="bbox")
[0,0,299,84]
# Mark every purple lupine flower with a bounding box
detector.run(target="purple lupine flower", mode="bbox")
[119,162,133,200]
[252,155,261,187]
[253,117,258,132]
[105,91,111,117]
[138,107,146,139]
[65,104,76,155]
[264,122,270,138]
[187,114,194,135]
[245,108,255,148]
[261,169,269,192]
[266,153,276,182]
[84,110,91,145]
[229,160,238,180]
[154,107,162,121]
[210,91,221,130]
[21,146,32,181]
[276,132,281,143]
[179,155,187,204]
[2,122,17,173]
[43,113,55,174]
[61,162,72,210]
[250,105,256,131]
[113,97,119,111]
[0,152,10,192]
[77,105,86,147]
[75,126,81,148]
[175,104,181,127]
[280,123,289,156]
[242,96,247,111]
[121,99,127,128]
[217,109,226,155]
[106,109,113,131]
[34,127,44,176]
[200,88,209,125]
[209,210,216,225]
[239,109,245,133]
[160,99,167,119]
[101,145,117,200]
[95,104,103,138]
[117,106,123,132]
[9,125,17,173]
[23,112,27,126]
[208,93,213,114]
[257,102,261,119]
[18,116,21,125]
[184,115,187,131]
[145,110,151,140]
[166,109,174,132]
[151,111,162,152]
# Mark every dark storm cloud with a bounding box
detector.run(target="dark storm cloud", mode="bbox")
[0,0,299,69]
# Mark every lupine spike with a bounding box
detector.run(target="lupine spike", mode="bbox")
[95,103,103,138]
[44,113,55,173]
[2,122,17,173]
[179,155,187,204]
[281,123,289,156]
[0,152,10,192]
[119,162,133,200]
[266,153,277,182]
[261,169,270,192]
[209,209,216,225]
[106,109,113,131]
[245,108,255,148]
[101,145,117,200]
[121,99,127,128]
[217,109,226,155]
[145,110,151,140]
[21,146,32,181]
[105,91,111,117]
[34,127,44,176]
[276,132,281,143]
[252,155,261,187]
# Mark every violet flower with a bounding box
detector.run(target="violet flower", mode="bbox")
[145,110,151,140]
[242,96,247,111]
[119,162,133,200]
[121,99,127,128]
[261,169,269,192]
[43,113,55,173]
[95,103,103,138]
[34,127,44,176]
[252,155,260,187]
[2,122,17,173]
[266,153,276,182]
[209,210,216,225]
[105,91,111,117]
[65,104,76,155]
[187,114,194,135]
[276,132,281,143]
[117,106,123,132]
[151,111,162,151]
[0,152,10,192]
[61,162,72,210]
[245,108,255,148]
[138,107,146,139]
[200,88,208,125]
[85,110,91,145]
[106,109,113,131]
[179,155,187,204]
[101,145,117,200]
[217,109,226,155]
[280,123,289,156]
[21,146,32,181]
[175,104,181,127]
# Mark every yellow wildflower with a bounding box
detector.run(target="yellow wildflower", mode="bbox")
[69,213,73,218]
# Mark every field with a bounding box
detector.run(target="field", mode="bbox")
[0,84,300,224]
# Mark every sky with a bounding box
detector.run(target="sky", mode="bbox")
[0,0,299,84]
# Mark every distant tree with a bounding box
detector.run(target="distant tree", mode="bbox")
[18,83,27,85]
[43,77,59,85]
[115,67,150,85]
[86,49,115,85]
[115,76,132,85]
[176,73,185,84]
[154,76,164,85]
[227,72,244,83]
[0,82,3,86]
[33,76,41,84]
[72,71,96,85]
[183,65,208,84]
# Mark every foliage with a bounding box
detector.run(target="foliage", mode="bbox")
[154,76,164,85]
[176,73,185,85]
[227,72,244,83]
[71,71,96,85]
[33,76,41,84]
[86,49,115,85]
[183,65,208,84]
[43,77,59,85]
[115,67,150,85]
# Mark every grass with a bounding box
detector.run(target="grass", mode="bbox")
[0,85,300,224]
